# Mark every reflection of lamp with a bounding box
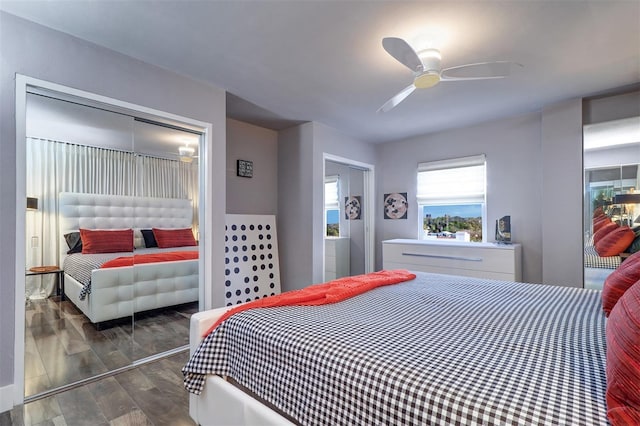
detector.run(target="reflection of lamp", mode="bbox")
[26,197,46,300]
[613,193,640,226]
[613,194,640,205]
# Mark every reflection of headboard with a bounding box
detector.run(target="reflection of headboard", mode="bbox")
[58,192,193,265]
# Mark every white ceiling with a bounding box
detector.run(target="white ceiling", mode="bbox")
[3,1,639,144]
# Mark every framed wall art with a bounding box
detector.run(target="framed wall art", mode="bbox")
[345,195,362,220]
[384,192,408,219]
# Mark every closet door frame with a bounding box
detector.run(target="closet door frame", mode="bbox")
[13,74,215,405]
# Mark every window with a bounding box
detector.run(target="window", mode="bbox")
[417,155,486,242]
[325,176,340,237]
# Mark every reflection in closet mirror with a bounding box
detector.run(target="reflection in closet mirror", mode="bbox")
[583,117,640,290]
[324,159,368,280]
[24,91,202,398]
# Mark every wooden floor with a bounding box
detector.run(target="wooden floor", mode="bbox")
[1,351,195,426]
[23,296,198,397]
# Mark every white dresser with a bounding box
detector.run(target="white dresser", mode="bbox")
[383,239,522,281]
[325,237,350,280]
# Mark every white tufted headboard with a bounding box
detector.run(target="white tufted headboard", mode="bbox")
[58,192,193,265]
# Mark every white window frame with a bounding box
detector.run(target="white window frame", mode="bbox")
[417,154,487,242]
[325,175,340,237]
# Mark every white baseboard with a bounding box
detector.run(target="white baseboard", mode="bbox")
[0,383,16,413]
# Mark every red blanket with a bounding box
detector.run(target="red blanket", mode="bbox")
[204,269,416,337]
[101,251,199,269]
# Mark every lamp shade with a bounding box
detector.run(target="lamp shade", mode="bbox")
[613,194,640,205]
[26,197,38,210]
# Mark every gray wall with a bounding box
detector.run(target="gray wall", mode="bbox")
[540,99,584,287]
[584,89,640,124]
[277,123,315,291]
[278,122,377,291]
[376,112,544,283]
[226,118,278,215]
[0,12,227,403]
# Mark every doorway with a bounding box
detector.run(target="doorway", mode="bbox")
[323,154,375,281]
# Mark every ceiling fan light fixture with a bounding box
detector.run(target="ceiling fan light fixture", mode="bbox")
[417,48,441,68]
[414,71,441,89]
[179,145,195,162]
[179,145,195,156]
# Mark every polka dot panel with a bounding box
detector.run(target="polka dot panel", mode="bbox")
[224,215,281,306]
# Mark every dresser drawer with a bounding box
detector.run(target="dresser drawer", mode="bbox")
[383,239,521,281]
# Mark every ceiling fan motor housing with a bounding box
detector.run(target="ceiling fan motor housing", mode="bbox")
[414,48,442,89]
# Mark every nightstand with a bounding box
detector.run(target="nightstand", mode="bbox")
[25,266,65,301]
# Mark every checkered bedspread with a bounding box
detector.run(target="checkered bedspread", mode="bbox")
[63,253,125,300]
[183,272,608,425]
[584,244,622,269]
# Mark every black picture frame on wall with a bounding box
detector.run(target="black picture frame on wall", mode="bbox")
[237,159,253,178]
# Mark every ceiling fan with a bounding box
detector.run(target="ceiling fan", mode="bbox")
[378,37,522,113]
[178,145,198,163]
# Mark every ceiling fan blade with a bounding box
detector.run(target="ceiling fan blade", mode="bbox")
[440,61,522,80]
[378,84,416,113]
[382,37,423,72]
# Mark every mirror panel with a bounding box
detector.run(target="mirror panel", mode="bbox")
[24,93,136,396]
[583,118,640,290]
[131,120,200,360]
[324,160,367,280]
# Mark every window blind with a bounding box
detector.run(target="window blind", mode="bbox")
[417,155,486,204]
[325,176,339,209]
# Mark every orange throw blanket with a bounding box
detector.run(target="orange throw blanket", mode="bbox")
[203,269,416,337]
[101,251,199,269]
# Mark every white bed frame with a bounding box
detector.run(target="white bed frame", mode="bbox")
[59,192,199,324]
[189,308,295,426]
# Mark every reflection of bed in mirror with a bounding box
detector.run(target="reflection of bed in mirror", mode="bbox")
[584,235,622,290]
[59,192,199,325]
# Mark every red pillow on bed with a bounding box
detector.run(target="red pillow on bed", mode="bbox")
[593,222,619,246]
[593,216,612,233]
[602,252,640,316]
[595,226,635,257]
[593,206,605,218]
[606,279,640,425]
[152,228,197,248]
[79,229,134,254]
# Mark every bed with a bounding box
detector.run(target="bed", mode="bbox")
[184,271,611,426]
[59,192,199,325]
[584,235,623,290]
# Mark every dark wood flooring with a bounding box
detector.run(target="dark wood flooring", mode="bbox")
[23,296,198,397]
[1,351,196,426]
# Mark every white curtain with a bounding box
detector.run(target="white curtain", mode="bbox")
[136,155,199,235]
[26,138,199,297]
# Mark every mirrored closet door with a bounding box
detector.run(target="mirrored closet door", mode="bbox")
[23,90,202,398]
[583,117,640,290]
[324,159,370,280]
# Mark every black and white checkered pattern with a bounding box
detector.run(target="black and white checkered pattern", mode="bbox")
[183,272,608,425]
[584,244,622,269]
[63,252,126,300]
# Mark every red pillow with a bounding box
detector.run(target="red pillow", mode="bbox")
[595,226,635,257]
[593,222,619,246]
[606,279,640,425]
[594,216,612,233]
[80,228,134,254]
[152,228,197,248]
[593,206,605,218]
[602,254,640,316]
